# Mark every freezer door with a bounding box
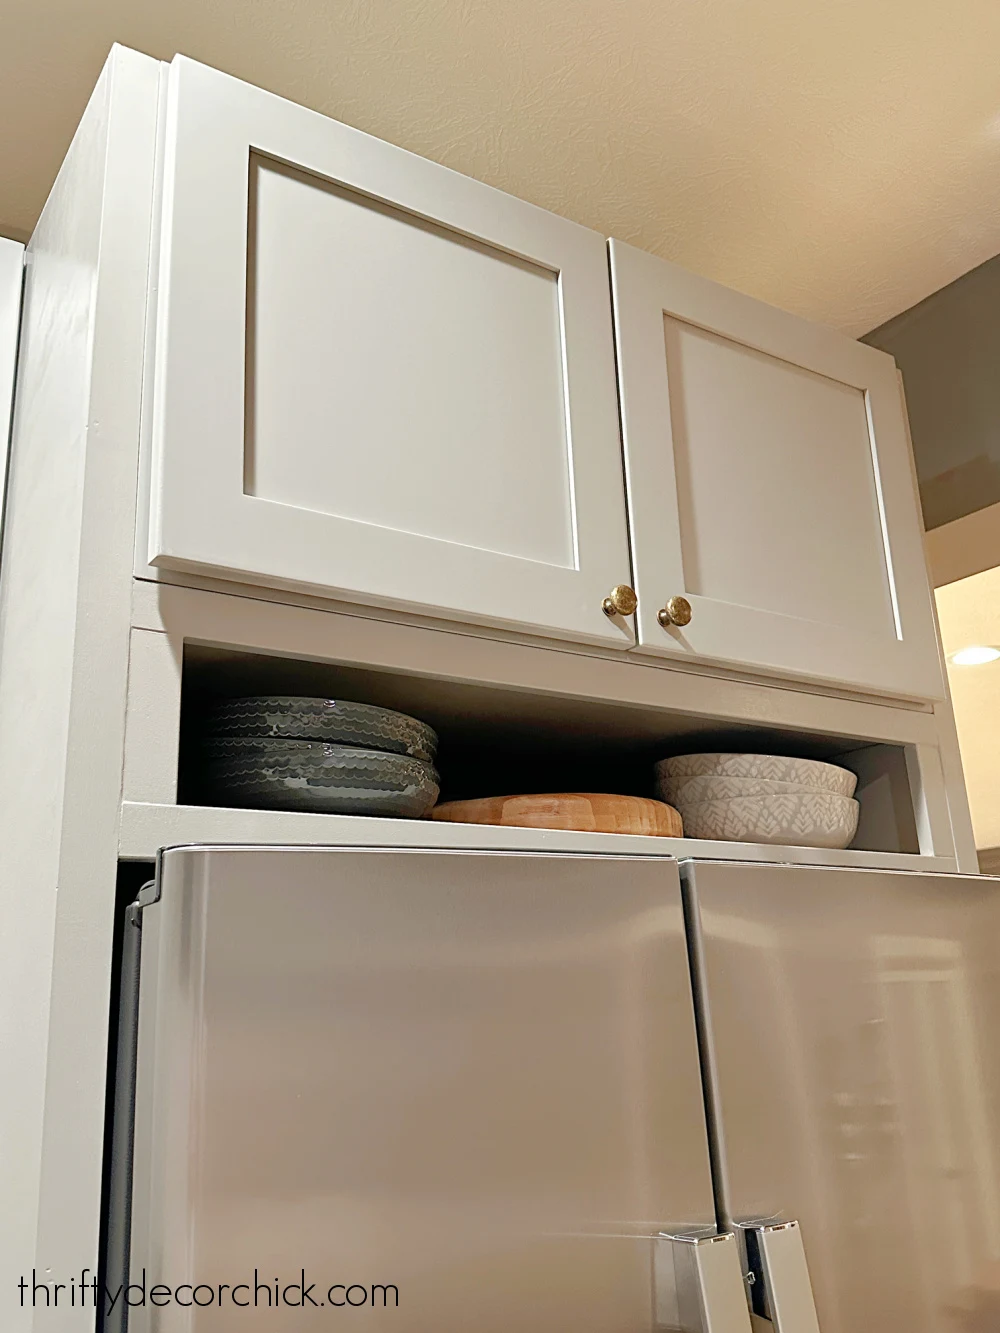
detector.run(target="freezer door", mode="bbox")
[126,847,720,1332]
[684,859,1000,1333]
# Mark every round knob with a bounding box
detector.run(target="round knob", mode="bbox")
[602,584,638,618]
[657,596,692,628]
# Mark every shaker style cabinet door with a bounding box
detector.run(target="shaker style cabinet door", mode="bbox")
[148,58,634,647]
[609,240,944,698]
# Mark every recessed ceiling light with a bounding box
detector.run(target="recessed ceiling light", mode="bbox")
[951,645,1000,666]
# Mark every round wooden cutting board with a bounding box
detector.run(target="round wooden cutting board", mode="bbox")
[430,793,683,837]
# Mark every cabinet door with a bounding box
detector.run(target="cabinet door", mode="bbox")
[610,240,944,698]
[147,58,633,648]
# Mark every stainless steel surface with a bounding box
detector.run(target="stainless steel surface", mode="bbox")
[103,892,149,1333]
[130,847,716,1331]
[684,859,1000,1333]
[738,1221,820,1332]
[658,1231,754,1332]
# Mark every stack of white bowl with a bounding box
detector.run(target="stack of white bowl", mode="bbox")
[654,753,859,849]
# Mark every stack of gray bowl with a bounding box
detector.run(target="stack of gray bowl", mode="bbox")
[654,752,859,848]
[203,696,440,818]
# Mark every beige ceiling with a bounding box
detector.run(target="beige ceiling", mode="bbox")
[936,567,1000,849]
[3,0,1000,334]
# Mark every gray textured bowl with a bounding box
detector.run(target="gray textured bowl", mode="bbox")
[655,752,857,799]
[207,696,438,763]
[657,774,851,805]
[204,738,440,818]
[675,792,860,849]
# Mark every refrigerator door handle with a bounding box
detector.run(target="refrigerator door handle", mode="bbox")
[658,1230,754,1331]
[738,1220,821,1332]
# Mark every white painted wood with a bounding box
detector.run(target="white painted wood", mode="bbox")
[839,743,923,856]
[933,704,979,873]
[0,238,23,557]
[119,581,963,865]
[121,627,182,803]
[130,580,943,747]
[904,742,952,859]
[0,48,161,1332]
[128,59,168,601]
[251,162,573,568]
[118,800,957,873]
[610,239,945,700]
[148,57,633,648]
[903,381,978,871]
[131,559,941,714]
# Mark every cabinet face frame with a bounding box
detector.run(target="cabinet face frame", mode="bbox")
[609,239,945,701]
[121,578,966,871]
[0,239,23,557]
[147,57,634,648]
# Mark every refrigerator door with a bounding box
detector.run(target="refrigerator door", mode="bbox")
[125,847,723,1332]
[683,859,1000,1333]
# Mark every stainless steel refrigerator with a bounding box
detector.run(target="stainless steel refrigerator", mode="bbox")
[683,857,1000,1333]
[106,847,1000,1332]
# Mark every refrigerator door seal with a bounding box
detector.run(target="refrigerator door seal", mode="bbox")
[102,879,157,1333]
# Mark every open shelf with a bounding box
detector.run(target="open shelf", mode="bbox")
[167,645,928,860]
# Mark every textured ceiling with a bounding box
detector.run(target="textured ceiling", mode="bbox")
[4,0,1000,333]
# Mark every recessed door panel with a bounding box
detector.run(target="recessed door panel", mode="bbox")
[248,159,575,568]
[665,317,894,635]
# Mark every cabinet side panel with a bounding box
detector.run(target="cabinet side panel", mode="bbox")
[0,46,160,1330]
[0,64,111,1326]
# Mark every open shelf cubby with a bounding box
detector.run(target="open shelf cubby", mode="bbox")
[174,645,923,857]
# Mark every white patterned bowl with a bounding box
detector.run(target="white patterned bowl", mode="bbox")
[659,774,852,805]
[655,753,857,799]
[675,792,860,848]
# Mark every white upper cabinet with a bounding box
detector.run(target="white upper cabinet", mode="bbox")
[609,240,944,699]
[148,58,634,648]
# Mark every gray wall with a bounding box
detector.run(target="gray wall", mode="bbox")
[864,253,1000,531]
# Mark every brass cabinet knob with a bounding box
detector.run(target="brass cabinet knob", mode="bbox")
[602,584,638,618]
[657,595,692,628]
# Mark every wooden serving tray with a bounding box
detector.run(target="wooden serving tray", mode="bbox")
[430,793,683,837]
